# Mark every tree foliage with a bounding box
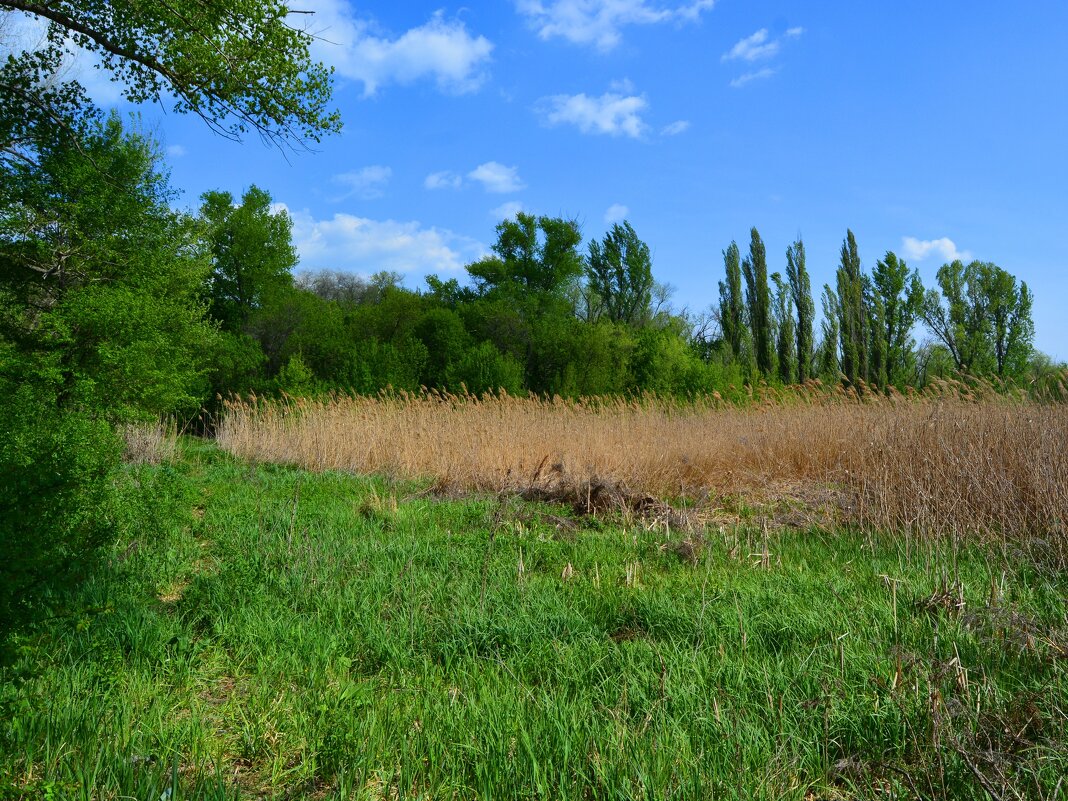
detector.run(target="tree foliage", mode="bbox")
[0,0,340,148]
[200,185,297,333]
[921,260,1034,377]
[585,221,655,326]
[871,251,924,387]
[785,237,814,382]
[470,212,583,302]
[835,229,868,387]
[741,228,773,378]
[717,241,745,363]
[772,272,796,384]
[0,117,215,642]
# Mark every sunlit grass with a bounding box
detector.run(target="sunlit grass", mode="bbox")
[2,440,1065,799]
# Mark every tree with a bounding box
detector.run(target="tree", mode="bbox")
[0,0,340,150]
[920,260,1034,378]
[871,251,924,387]
[0,115,215,419]
[818,285,841,380]
[717,241,746,363]
[772,272,796,384]
[785,237,815,382]
[470,212,583,301]
[0,116,216,639]
[741,228,773,377]
[980,265,1034,378]
[200,185,297,332]
[920,260,992,374]
[835,230,868,386]
[469,211,580,299]
[585,221,655,326]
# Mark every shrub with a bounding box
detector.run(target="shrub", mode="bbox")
[0,385,121,647]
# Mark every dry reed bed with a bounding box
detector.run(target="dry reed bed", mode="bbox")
[217,390,1068,549]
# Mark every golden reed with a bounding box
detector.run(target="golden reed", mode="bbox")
[217,382,1068,551]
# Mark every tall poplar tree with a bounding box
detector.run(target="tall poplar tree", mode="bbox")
[871,251,924,387]
[772,272,796,384]
[818,285,841,379]
[717,241,745,362]
[741,228,773,378]
[835,230,868,386]
[785,237,815,382]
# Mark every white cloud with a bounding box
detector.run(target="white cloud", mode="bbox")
[902,237,973,264]
[722,28,778,62]
[280,203,486,274]
[332,165,392,200]
[660,119,690,136]
[166,144,187,158]
[517,0,715,51]
[304,3,493,96]
[730,68,776,88]
[604,204,629,224]
[786,26,805,38]
[467,162,525,193]
[492,201,526,220]
[425,170,463,190]
[538,90,648,138]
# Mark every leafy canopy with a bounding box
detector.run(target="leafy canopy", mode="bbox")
[0,0,340,147]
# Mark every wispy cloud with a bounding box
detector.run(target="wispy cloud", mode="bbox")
[304,3,493,96]
[281,203,486,275]
[722,28,778,62]
[468,162,526,193]
[517,0,715,51]
[424,171,463,190]
[730,68,776,88]
[492,201,526,220]
[166,144,187,158]
[902,237,973,263]
[723,25,803,87]
[538,90,648,138]
[660,120,690,136]
[604,204,629,224]
[332,165,392,200]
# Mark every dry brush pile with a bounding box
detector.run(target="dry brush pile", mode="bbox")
[217,383,1068,559]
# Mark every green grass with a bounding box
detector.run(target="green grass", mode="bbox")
[2,439,1066,800]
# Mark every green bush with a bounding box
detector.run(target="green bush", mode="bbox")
[0,384,121,646]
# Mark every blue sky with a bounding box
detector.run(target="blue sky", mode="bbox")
[39,1,1068,357]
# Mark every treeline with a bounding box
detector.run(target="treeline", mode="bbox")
[202,195,1043,404]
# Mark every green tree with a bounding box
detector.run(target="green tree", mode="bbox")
[200,185,297,332]
[717,241,746,364]
[818,285,841,380]
[0,115,215,419]
[871,251,924,387]
[835,230,868,386]
[585,221,655,326]
[771,272,796,384]
[980,265,1034,378]
[920,260,1034,378]
[785,237,815,382]
[920,260,991,374]
[0,117,215,640]
[0,0,340,149]
[867,289,888,390]
[470,212,583,301]
[741,228,773,378]
[415,307,471,388]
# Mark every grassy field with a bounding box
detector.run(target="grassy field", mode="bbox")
[2,436,1066,800]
